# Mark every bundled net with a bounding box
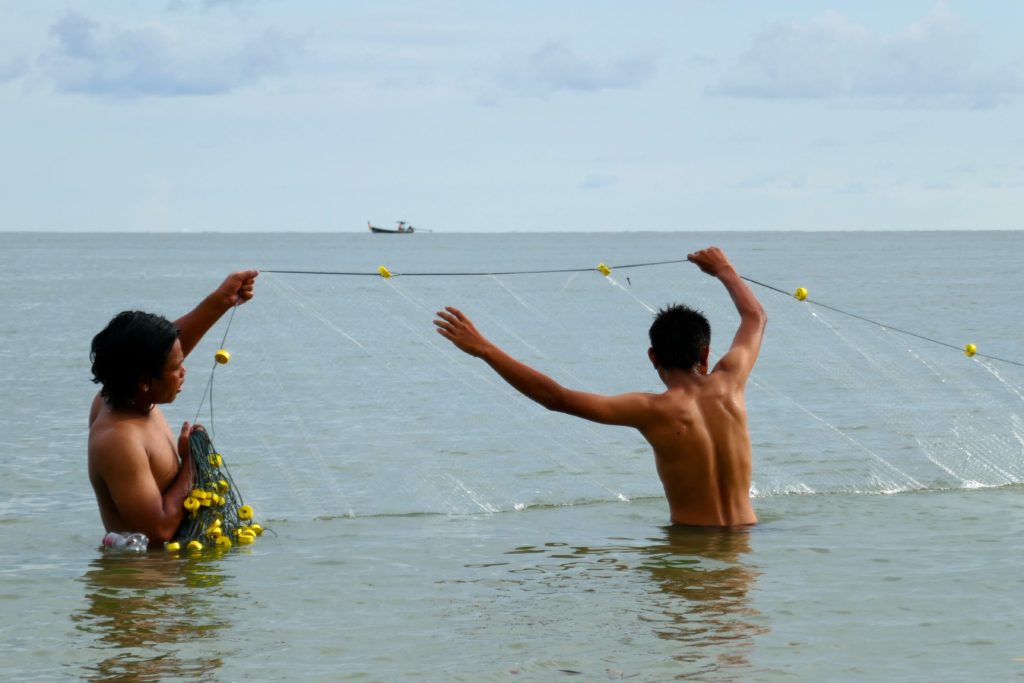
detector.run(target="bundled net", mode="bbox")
[169,427,265,551]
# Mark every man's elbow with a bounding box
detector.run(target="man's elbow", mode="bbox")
[745,305,767,330]
[150,526,178,545]
[537,391,564,412]
[539,389,596,421]
[140,513,184,545]
[535,386,570,413]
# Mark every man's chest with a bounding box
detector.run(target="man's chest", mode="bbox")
[142,414,180,487]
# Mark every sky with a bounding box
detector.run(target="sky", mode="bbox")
[1,1,1022,232]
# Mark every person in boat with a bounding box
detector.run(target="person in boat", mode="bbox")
[434,247,767,527]
[87,271,258,544]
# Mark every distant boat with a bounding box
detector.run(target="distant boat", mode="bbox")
[368,220,415,234]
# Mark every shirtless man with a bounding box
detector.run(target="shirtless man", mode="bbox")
[434,247,766,527]
[88,271,258,544]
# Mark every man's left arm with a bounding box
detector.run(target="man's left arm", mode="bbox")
[175,270,258,357]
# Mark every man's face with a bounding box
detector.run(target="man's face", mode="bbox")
[149,339,186,404]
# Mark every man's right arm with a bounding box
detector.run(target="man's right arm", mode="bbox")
[174,270,258,358]
[688,247,767,381]
[92,425,195,543]
[434,307,657,428]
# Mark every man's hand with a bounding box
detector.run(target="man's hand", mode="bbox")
[213,270,259,308]
[434,307,491,357]
[177,421,198,485]
[176,271,258,358]
[687,247,734,278]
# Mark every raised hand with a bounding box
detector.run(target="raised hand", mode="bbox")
[434,307,491,357]
[214,270,259,308]
[687,247,734,277]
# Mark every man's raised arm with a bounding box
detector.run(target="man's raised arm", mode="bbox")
[688,247,766,379]
[174,270,258,357]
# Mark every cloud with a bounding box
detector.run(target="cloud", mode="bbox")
[202,0,256,7]
[687,54,717,68]
[165,0,262,10]
[710,5,1023,108]
[580,174,617,190]
[0,57,27,83]
[486,42,655,101]
[42,11,302,98]
[735,171,806,191]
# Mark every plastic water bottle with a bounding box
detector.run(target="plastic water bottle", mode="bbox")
[101,531,149,552]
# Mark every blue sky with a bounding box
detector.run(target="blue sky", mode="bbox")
[2,1,1022,232]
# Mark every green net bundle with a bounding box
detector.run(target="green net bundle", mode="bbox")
[168,428,264,552]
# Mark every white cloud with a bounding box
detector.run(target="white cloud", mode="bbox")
[710,5,1023,108]
[486,42,655,101]
[41,11,302,98]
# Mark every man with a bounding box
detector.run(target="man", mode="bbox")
[434,247,766,527]
[88,271,258,544]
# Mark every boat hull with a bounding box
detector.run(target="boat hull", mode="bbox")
[368,225,414,234]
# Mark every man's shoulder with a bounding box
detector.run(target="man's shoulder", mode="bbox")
[705,366,749,390]
[658,373,743,406]
[643,387,699,417]
[88,408,149,462]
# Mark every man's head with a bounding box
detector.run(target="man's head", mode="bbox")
[648,304,711,372]
[90,311,184,409]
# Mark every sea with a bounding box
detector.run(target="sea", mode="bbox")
[1,230,1022,682]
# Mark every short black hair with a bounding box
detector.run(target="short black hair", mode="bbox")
[648,304,711,370]
[90,311,179,409]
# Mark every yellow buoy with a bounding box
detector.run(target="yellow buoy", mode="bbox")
[187,540,204,552]
[164,541,181,552]
[238,505,254,520]
[596,263,612,277]
[964,343,977,357]
[249,523,264,536]
[378,265,392,279]
[794,287,808,301]
[183,496,200,512]
[237,531,255,545]
[214,349,231,364]
[216,535,232,549]
[209,453,223,467]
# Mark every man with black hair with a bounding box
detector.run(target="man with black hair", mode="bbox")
[434,247,766,527]
[88,271,258,543]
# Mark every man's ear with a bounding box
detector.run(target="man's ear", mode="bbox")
[699,345,710,373]
[648,347,658,368]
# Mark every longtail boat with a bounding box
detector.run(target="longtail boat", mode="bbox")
[368,220,414,234]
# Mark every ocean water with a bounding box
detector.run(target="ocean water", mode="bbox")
[1,230,1023,682]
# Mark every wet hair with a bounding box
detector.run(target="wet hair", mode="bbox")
[90,311,179,409]
[648,304,711,370]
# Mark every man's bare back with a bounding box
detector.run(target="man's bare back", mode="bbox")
[434,247,765,527]
[639,372,756,526]
[87,271,257,544]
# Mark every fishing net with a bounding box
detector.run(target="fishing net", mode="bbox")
[169,417,265,551]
